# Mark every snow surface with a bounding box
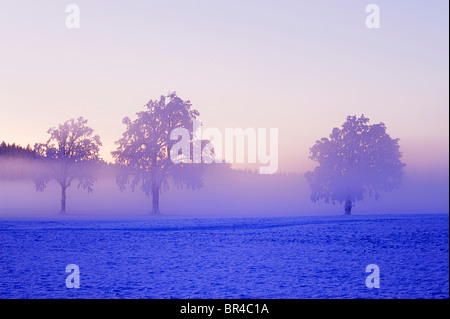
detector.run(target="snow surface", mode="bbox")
[0,214,448,298]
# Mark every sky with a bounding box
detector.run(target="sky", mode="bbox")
[0,0,448,173]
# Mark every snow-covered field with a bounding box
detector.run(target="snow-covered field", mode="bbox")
[0,214,448,299]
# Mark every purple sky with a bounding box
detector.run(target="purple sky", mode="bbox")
[0,0,448,173]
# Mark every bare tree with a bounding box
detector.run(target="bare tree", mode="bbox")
[112,92,205,214]
[305,115,405,214]
[34,117,102,214]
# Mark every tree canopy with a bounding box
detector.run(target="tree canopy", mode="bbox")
[34,117,102,213]
[305,115,405,213]
[112,92,205,214]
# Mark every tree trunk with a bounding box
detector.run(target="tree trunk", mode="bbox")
[152,185,160,214]
[344,199,352,215]
[60,185,67,214]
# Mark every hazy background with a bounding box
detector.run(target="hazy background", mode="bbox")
[0,1,448,217]
[0,164,448,217]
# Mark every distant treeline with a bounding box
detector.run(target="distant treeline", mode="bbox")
[0,140,232,180]
[0,142,38,160]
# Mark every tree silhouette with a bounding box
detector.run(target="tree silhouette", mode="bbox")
[34,117,102,214]
[112,92,205,214]
[305,115,405,214]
